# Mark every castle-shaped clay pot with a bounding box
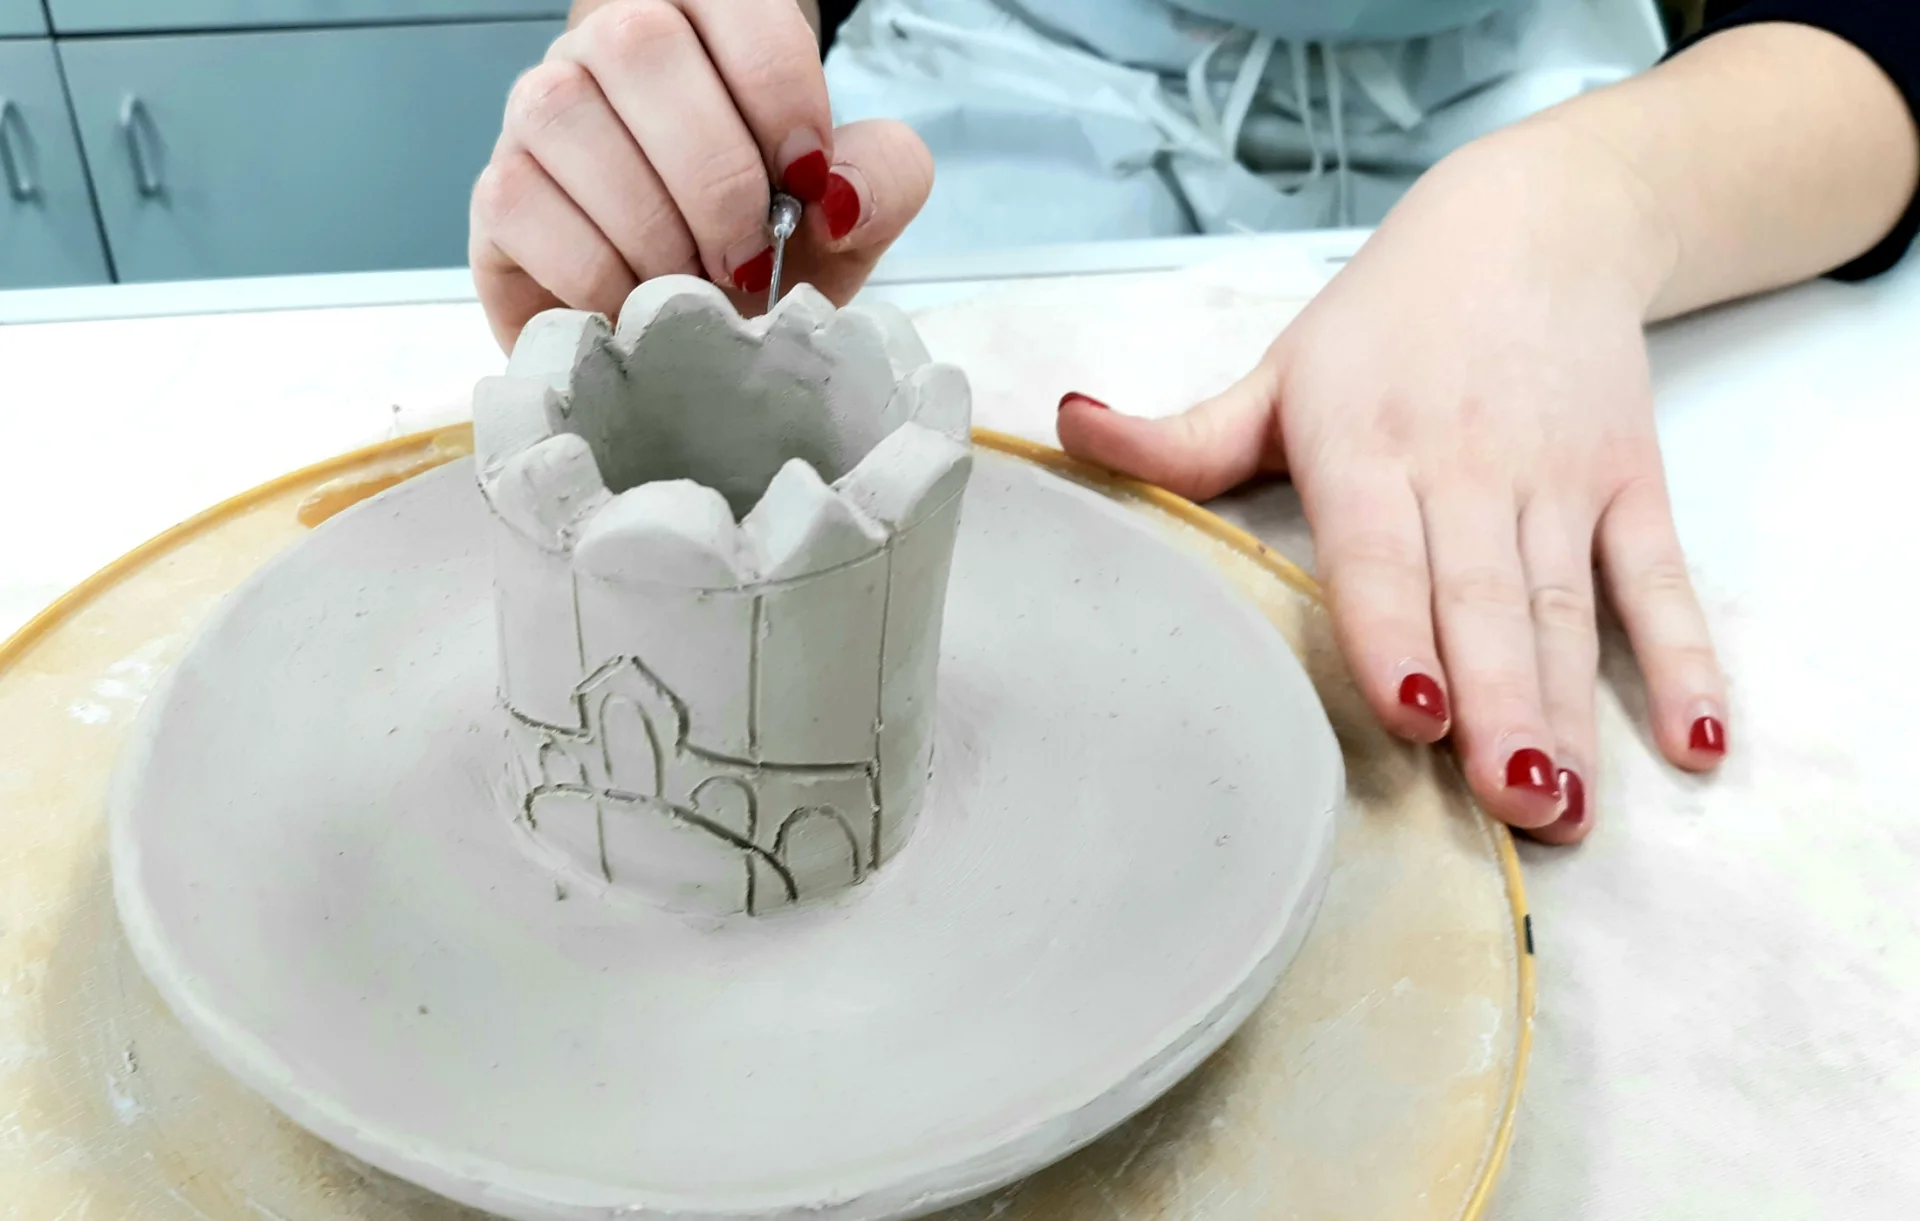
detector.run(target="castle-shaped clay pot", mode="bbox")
[472,277,972,917]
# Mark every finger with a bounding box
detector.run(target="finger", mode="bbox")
[502,60,700,282]
[471,151,637,349]
[555,2,775,291]
[471,260,563,354]
[1421,484,1563,828]
[1054,356,1286,501]
[1305,469,1452,744]
[788,119,935,304]
[1597,474,1729,771]
[663,0,836,201]
[1518,496,1601,845]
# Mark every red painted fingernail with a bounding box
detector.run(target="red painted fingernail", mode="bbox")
[1555,769,1586,827]
[782,149,830,203]
[731,246,774,294]
[823,171,860,240]
[1059,392,1109,411]
[1397,673,1448,724]
[1689,715,1727,755]
[1506,748,1560,798]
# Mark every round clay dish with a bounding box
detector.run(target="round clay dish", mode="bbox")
[106,447,1343,1220]
[0,429,1529,1221]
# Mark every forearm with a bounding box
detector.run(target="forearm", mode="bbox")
[568,0,822,36]
[1512,21,1918,321]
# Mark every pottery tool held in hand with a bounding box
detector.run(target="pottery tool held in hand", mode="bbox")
[766,191,803,308]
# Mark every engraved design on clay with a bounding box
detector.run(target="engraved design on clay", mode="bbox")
[473,276,972,916]
[512,654,874,915]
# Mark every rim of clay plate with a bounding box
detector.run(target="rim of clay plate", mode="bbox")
[0,424,1535,1221]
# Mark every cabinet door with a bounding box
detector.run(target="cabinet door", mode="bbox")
[59,20,560,283]
[0,0,48,36]
[0,39,113,288]
[48,1,564,35]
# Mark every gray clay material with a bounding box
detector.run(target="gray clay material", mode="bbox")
[108,451,1344,1221]
[473,278,972,916]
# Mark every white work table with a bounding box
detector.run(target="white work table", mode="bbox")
[2,234,1916,1220]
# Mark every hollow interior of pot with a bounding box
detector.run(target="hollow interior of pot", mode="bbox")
[565,308,897,518]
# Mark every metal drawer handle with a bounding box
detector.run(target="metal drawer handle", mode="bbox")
[119,94,164,199]
[0,98,37,203]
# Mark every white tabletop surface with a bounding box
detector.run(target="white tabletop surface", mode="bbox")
[2,235,1916,1219]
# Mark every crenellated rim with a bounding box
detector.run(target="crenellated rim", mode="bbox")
[471,277,972,590]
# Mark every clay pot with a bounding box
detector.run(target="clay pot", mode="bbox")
[472,278,972,917]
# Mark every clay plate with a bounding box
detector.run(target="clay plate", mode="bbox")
[106,447,1343,1220]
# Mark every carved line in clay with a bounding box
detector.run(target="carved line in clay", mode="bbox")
[509,696,876,778]
[690,774,761,914]
[509,653,881,914]
[748,593,762,761]
[773,806,866,885]
[510,664,879,775]
[572,539,887,595]
[493,465,969,912]
[869,543,894,870]
[866,767,884,873]
[481,483,963,596]
[507,655,667,746]
[598,690,664,795]
[687,746,877,778]
[524,782,802,910]
[571,570,587,680]
[536,740,587,796]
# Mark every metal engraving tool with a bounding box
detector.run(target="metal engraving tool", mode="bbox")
[766,192,803,309]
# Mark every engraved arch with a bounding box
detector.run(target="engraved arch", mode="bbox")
[526,783,799,907]
[598,692,663,797]
[691,774,762,913]
[774,805,865,888]
[577,656,690,747]
[520,783,611,881]
[689,775,758,839]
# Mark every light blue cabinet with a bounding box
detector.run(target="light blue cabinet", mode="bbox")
[0,38,113,288]
[0,0,48,37]
[49,1,564,34]
[59,19,559,282]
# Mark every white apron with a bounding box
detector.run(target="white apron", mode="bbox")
[823,0,1665,255]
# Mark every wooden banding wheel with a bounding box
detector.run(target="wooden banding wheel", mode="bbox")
[0,428,1532,1221]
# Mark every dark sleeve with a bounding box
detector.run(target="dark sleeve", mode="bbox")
[1679,2,1920,280]
[818,0,859,52]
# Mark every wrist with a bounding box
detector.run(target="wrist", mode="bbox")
[1404,117,1681,321]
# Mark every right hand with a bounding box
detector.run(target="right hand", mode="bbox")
[470,0,934,351]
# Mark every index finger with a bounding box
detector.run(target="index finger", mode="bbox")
[1305,467,1453,746]
[572,0,835,201]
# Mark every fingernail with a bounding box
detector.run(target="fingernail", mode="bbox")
[730,245,774,295]
[823,168,865,241]
[1689,715,1727,755]
[1059,392,1109,411]
[1555,768,1586,827]
[1397,672,1449,724]
[1505,748,1560,798]
[781,147,830,204]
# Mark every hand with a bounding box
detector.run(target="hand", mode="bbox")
[470,0,933,351]
[1057,124,1730,843]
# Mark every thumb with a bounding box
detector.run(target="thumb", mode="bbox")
[792,119,933,304]
[1055,357,1288,501]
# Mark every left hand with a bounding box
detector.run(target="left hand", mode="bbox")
[1056,124,1730,843]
